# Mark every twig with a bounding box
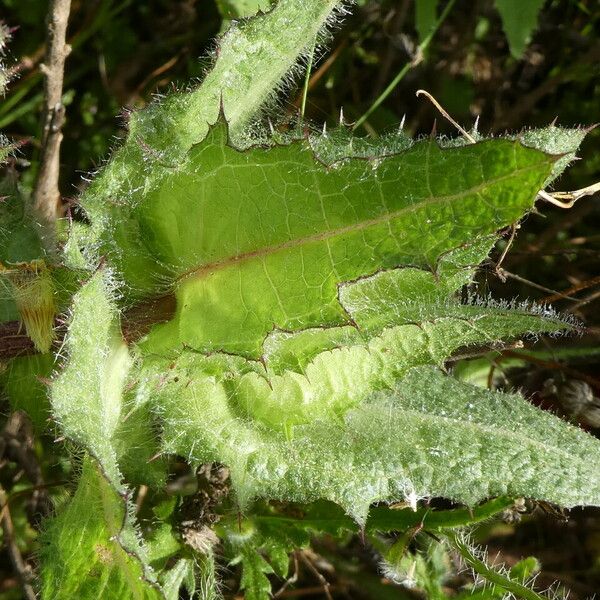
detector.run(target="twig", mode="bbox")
[540,274,600,304]
[537,181,600,209]
[494,224,518,280]
[500,350,600,393]
[0,321,37,360]
[32,0,72,246]
[134,53,181,97]
[297,551,334,600]
[415,89,475,142]
[0,486,37,600]
[568,288,600,312]
[494,269,577,302]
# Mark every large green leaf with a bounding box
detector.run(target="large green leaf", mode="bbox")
[77,0,344,260]
[153,358,600,522]
[96,119,555,357]
[134,251,576,519]
[36,0,598,596]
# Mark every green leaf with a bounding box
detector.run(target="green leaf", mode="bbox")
[237,544,274,600]
[367,496,515,532]
[160,558,196,600]
[495,0,546,58]
[382,536,450,599]
[150,325,600,522]
[79,0,345,262]
[39,458,162,600]
[221,496,514,546]
[143,247,571,446]
[50,270,165,488]
[44,273,165,597]
[50,271,131,488]
[100,119,555,357]
[415,0,438,43]
[216,0,273,20]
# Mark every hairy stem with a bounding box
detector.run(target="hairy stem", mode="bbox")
[447,532,547,600]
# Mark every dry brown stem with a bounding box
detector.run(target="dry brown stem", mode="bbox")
[32,0,72,246]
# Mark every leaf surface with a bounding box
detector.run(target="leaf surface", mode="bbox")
[39,458,162,600]
[79,0,344,258]
[495,0,545,58]
[50,272,131,487]
[154,360,600,522]
[100,120,555,357]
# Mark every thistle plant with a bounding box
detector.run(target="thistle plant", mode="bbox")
[0,2,598,598]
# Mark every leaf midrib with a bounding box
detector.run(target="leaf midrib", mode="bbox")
[177,157,550,284]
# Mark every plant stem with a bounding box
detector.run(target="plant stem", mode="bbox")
[301,39,316,119]
[353,0,457,132]
[32,0,72,247]
[446,532,547,600]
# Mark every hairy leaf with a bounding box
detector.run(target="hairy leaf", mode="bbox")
[50,272,130,487]
[78,0,345,262]
[96,119,556,357]
[155,362,600,522]
[160,558,197,600]
[39,458,162,600]
[519,124,590,187]
[50,271,164,487]
[237,545,274,600]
